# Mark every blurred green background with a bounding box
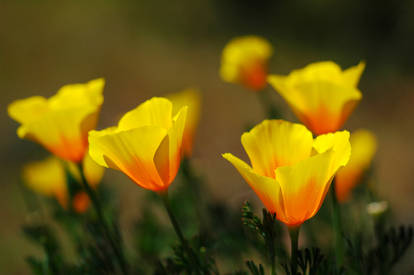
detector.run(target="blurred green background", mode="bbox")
[1,0,414,273]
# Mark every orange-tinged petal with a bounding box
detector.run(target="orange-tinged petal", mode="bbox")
[335,129,377,202]
[275,131,350,225]
[89,126,168,191]
[222,153,281,213]
[275,150,335,226]
[8,78,104,162]
[220,36,273,91]
[241,120,313,178]
[165,88,201,156]
[268,61,364,134]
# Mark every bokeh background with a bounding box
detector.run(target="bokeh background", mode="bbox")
[1,0,414,273]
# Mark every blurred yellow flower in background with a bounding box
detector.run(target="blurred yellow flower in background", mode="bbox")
[22,154,104,213]
[268,61,364,135]
[220,36,273,91]
[8,78,104,162]
[88,97,187,193]
[335,129,377,202]
[223,120,350,226]
[165,88,201,157]
[23,157,68,208]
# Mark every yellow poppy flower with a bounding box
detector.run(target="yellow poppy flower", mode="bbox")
[222,120,350,226]
[335,129,377,202]
[268,61,365,135]
[8,78,104,162]
[23,155,104,212]
[88,97,187,192]
[165,88,201,157]
[220,36,273,91]
[23,157,68,208]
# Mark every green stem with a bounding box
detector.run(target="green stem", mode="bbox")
[331,179,344,267]
[257,89,280,119]
[288,226,300,275]
[270,250,276,275]
[76,163,129,275]
[181,157,207,234]
[159,191,200,273]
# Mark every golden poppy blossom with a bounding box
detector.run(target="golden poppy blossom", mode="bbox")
[220,36,273,91]
[23,157,68,208]
[165,88,201,157]
[335,129,377,202]
[8,78,104,162]
[268,61,365,135]
[88,97,187,192]
[223,120,351,226]
[22,155,104,212]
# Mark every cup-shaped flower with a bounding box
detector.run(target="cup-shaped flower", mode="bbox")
[335,129,377,202]
[8,78,104,162]
[220,36,273,91]
[165,88,201,157]
[222,120,351,226]
[268,61,365,135]
[88,97,187,192]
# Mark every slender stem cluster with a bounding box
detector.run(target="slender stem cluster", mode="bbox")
[159,191,201,273]
[76,163,129,275]
[331,179,344,267]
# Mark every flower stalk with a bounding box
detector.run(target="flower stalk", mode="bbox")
[257,89,280,119]
[331,178,344,267]
[159,191,201,272]
[288,226,300,275]
[76,162,129,275]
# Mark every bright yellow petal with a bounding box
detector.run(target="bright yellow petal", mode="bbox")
[49,78,104,109]
[88,126,168,191]
[342,61,366,87]
[335,129,377,201]
[7,96,49,124]
[241,120,313,178]
[275,150,334,226]
[222,153,281,213]
[313,130,351,173]
[118,97,172,131]
[165,88,201,156]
